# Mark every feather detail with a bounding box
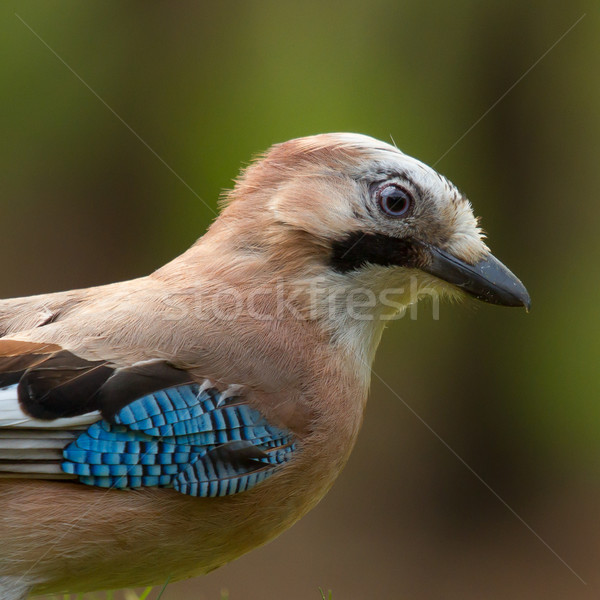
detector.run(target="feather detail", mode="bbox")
[0,344,298,493]
[0,428,80,478]
[0,341,63,388]
[0,339,196,425]
[0,384,100,428]
[0,340,114,421]
[98,359,194,420]
[17,352,112,420]
[0,381,88,477]
[62,382,297,496]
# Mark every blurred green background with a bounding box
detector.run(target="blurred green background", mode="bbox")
[2,1,599,598]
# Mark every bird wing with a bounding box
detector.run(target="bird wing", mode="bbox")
[0,340,297,497]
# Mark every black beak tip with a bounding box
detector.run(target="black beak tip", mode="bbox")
[475,256,531,311]
[424,246,531,311]
[473,283,530,311]
[501,282,531,312]
[520,289,531,312]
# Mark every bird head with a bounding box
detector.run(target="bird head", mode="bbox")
[214,133,530,316]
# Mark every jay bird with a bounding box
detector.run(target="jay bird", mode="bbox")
[0,133,530,599]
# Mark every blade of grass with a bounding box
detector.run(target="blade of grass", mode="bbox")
[155,576,171,600]
[137,587,154,600]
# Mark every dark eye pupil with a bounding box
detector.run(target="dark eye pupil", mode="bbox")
[378,185,412,217]
[385,191,407,213]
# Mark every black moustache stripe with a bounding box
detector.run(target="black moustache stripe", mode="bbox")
[330,232,424,273]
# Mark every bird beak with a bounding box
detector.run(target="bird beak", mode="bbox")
[423,246,531,310]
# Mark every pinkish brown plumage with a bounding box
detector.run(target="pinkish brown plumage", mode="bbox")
[0,133,529,599]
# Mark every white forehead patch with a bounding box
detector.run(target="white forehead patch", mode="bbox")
[326,132,403,156]
[326,134,461,202]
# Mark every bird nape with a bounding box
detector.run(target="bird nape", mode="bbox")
[0,133,529,599]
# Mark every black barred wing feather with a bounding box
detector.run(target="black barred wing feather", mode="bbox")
[62,383,297,497]
[0,342,297,496]
[175,440,286,497]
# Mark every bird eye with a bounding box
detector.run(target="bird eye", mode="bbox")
[377,184,413,218]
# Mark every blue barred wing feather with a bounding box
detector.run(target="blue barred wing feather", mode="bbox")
[62,383,297,497]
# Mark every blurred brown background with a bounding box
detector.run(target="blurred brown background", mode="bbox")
[2,1,599,598]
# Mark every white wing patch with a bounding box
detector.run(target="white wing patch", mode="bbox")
[0,383,98,476]
[0,384,100,429]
